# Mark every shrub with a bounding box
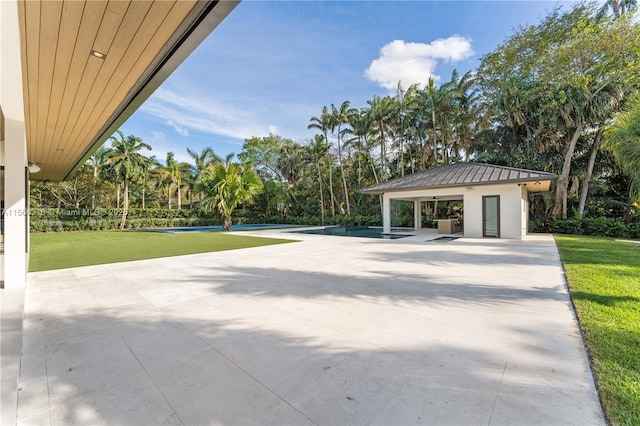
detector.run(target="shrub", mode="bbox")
[531,217,636,238]
[28,208,413,233]
[582,217,629,237]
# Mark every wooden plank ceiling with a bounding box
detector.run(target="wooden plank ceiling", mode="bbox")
[17,0,228,181]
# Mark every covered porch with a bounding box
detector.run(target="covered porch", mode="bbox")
[384,194,464,235]
[363,163,559,240]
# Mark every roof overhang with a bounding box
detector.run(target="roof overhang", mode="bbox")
[362,177,556,195]
[360,163,559,195]
[19,0,239,181]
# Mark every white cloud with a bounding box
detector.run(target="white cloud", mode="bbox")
[267,125,280,135]
[167,120,190,137]
[365,36,474,90]
[151,131,165,142]
[141,89,272,140]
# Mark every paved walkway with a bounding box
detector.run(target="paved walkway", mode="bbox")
[17,232,604,425]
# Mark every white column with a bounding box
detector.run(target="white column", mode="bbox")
[1,4,27,426]
[382,194,391,233]
[1,0,28,289]
[4,121,27,288]
[522,186,528,239]
[414,200,422,231]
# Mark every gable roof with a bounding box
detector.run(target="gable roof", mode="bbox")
[360,162,559,194]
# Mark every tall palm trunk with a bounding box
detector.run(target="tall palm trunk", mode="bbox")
[92,165,98,209]
[317,162,326,226]
[336,134,351,215]
[368,152,383,213]
[323,130,336,218]
[222,214,233,232]
[624,188,634,224]
[552,123,584,219]
[578,130,603,217]
[400,135,405,176]
[357,151,362,186]
[119,179,129,231]
[327,163,336,218]
[379,125,386,180]
[408,139,415,174]
[177,182,182,210]
[431,100,438,166]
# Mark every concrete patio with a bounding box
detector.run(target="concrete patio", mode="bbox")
[16,231,604,425]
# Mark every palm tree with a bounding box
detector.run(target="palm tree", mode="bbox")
[604,97,640,222]
[393,82,419,176]
[196,162,264,231]
[137,154,156,210]
[278,139,305,186]
[414,76,460,166]
[450,70,479,162]
[151,165,173,208]
[347,108,374,186]
[309,108,336,217]
[551,81,625,219]
[185,147,215,207]
[88,146,109,209]
[107,130,152,230]
[277,139,306,208]
[177,162,193,209]
[577,129,604,217]
[187,146,222,181]
[307,134,329,225]
[164,152,178,208]
[597,0,637,18]
[367,95,395,179]
[161,152,193,210]
[330,101,352,215]
[348,108,384,212]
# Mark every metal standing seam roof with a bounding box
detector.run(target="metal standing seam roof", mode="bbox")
[360,162,559,194]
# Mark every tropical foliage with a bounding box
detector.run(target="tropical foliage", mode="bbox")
[196,162,264,231]
[604,97,640,197]
[105,130,152,230]
[31,3,640,229]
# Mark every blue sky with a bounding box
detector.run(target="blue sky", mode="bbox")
[121,0,577,164]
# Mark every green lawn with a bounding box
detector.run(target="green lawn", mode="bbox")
[29,230,296,272]
[555,235,640,425]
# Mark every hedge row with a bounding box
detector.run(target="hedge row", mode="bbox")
[30,208,214,220]
[30,217,222,232]
[248,214,382,227]
[531,217,640,238]
[29,208,383,232]
[32,208,636,238]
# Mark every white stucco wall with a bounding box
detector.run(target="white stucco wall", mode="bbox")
[381,182,529,239]
[463,183,526,239]
[1,0,28,288]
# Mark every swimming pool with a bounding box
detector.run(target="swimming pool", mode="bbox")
[425,236,460,243]
[145,224,294,234]
[291,226,414,239]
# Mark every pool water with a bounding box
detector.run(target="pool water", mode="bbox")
[291,226,413,239]
[426,236,460,243]
[145,224,293,233]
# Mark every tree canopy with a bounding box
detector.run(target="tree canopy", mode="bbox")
[32,2,640,228]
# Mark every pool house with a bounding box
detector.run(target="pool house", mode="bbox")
[361,162,558,240]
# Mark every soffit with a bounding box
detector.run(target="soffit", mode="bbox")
[18,0,237,181]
